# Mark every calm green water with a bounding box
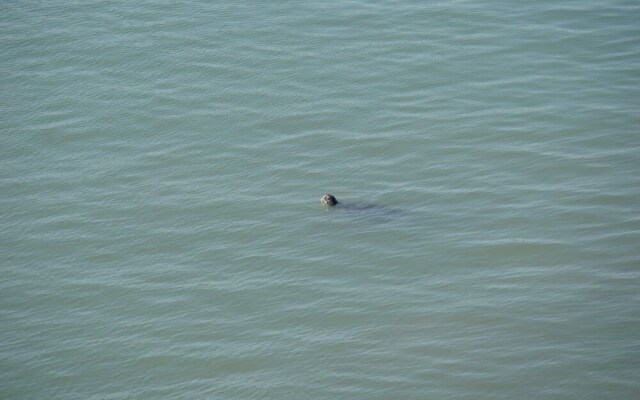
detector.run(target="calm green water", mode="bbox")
[2,1,639,399]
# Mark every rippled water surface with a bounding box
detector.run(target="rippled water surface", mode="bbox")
[2,1,639,399]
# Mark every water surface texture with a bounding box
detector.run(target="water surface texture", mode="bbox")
[2,1,639,399]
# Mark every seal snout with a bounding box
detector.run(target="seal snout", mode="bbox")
[321,194,339,207]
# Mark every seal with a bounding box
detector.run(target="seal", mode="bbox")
[321,194,339,207]
[319,194,407,223]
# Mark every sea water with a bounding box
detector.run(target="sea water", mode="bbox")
[2,1,639,399]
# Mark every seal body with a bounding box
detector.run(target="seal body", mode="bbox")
[321,194,339,207]
[320,193,408,223]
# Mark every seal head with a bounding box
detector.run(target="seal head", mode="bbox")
[321,194,339,207]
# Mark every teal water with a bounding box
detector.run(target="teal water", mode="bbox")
[2,1,639,399]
